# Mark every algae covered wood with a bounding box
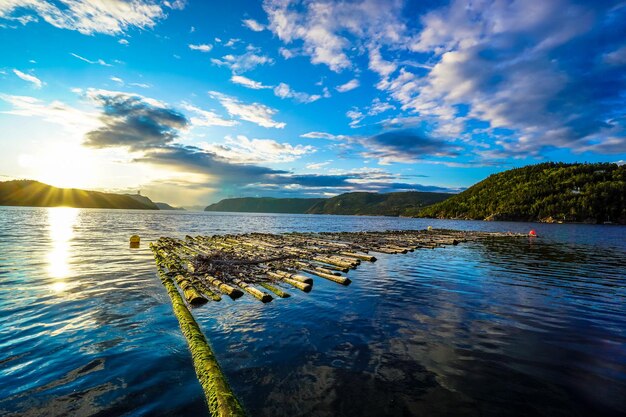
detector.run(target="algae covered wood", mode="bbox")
[151,247,246,417]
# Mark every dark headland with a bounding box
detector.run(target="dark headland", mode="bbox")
[0,180,162,210]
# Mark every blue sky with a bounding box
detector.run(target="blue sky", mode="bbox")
[0,0,625,206]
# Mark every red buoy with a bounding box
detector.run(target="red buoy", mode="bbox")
[529,229,537,237]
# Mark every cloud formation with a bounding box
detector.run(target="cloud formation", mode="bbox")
[211,50,274,73]
[70,53,112,67]
[181,102,238,127]
[230,75,272,90]
[84,89,188,151]
[13,69,42,88]
[359,129,462,164]
[189,43,212,52]
[336,79,359,93]
[273,83,321,103]
[202,135,315,163]
[209,91,286,128]
[0,0,179,35]
[262,0,626,157]
[242,18,265,32]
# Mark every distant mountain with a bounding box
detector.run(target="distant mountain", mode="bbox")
[0,180,159,210]
[306,191,452,216]
[204,191,452,216]
[155,202,185,210]
[184,205,210,211]
[418,162,626,224]
[205,197,325,214]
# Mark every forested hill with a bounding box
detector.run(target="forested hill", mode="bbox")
[418,163,626,224]
[205,197,326,213]
[306,191,452,216]
[204,191,452,215]
[0,180,159,210]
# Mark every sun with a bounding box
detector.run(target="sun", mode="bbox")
[18,144,98,189]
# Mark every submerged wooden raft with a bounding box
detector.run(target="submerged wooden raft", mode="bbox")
[151,229,524,305]
[150,228,524,416]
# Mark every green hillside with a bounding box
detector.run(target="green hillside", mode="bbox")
[205,197,325,214]
[0,180,159,210]
[306,191,452,216]
[418,163,626,224]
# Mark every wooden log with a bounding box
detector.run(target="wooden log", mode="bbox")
[204,275,244,299]
[339,251,377,262]
[267,272,312,292]
[375,246,405,254]
[174,274,208,305]
[282,278,312,292]
[313,255,354,269]
[232,279,273,303]
[270,270,313,284]
[151,252,246,417]
[294,261,342,276]
[194,281,222,302]
[260,282,290,298]
[300,268,350,285]
[309,260,350,273]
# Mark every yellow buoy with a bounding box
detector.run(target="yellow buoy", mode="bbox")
[130,235,140,248]
[427,226,433,231]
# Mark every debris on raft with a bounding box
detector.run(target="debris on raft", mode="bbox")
[151,228,525,306]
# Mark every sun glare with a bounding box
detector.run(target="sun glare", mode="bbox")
[46,207,78,292]
[19,146,97,189]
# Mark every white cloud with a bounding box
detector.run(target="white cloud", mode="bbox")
[202,135,314,164]
[368,47,397,85]
[208,91,286,128]
[306,161,331,169]
[129,82,151,88]
[346,109,364,128]
[118,38,129,45]
[263,0,407,72]
[273,83,320,103]
[368,98,395,115]
[604,45,626,66]
[70,53,112,66]
[242,18,265,32]
[189,43,212,52]
[229,76,324,103]
[224,38,239,47]
[181,102,238,127]
[336,78,359,93]
[211,51,273,73]
[13,69,43,88]
[230,75,271,90]
[0,0,178,35]
[279,47,295,59]
[0,93,98,130]
[300,131,347,140]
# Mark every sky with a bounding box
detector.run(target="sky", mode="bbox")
[0,0,625,206]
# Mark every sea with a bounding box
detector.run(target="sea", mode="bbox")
[0,206,625,416]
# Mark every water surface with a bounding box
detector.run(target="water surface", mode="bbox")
[0,207,625,416]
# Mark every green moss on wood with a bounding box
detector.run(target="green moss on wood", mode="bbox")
[151,246,246,417]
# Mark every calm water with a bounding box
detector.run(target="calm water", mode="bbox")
[0,207,625,417]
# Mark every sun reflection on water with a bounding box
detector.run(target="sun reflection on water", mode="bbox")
[46,207,79,292]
